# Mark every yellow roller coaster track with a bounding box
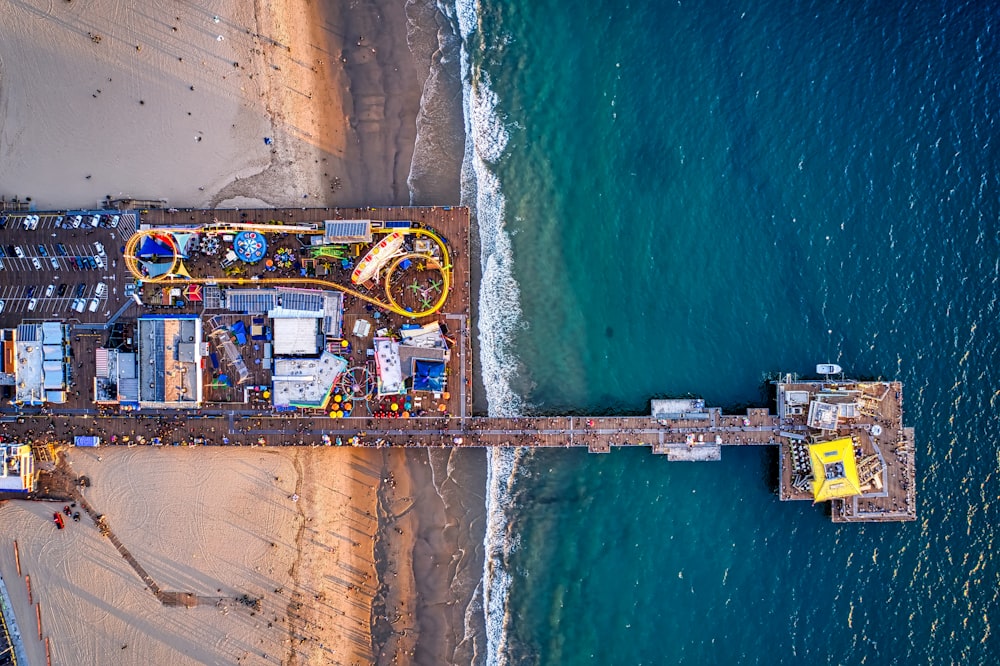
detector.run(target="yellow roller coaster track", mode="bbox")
[124,223,452,318]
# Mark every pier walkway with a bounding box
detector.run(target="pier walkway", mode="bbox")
[3,379,916,523]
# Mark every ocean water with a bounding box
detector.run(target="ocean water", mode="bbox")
[455,0,1000,664]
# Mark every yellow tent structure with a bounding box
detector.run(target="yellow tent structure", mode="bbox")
[808,437,862,502]
[172,261,192,279]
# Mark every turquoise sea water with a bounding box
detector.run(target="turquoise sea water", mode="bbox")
[457,0,1000,663]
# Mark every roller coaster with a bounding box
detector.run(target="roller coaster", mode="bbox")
[123,221,452,318]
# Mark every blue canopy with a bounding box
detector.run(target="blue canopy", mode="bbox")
[137,236,174,257]
[412,359,446,393]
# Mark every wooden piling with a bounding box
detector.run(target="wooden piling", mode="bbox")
[13,540,20,576]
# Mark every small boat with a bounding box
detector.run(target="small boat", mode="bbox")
[816,363,842,376]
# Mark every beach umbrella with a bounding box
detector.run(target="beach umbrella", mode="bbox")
[334,394,342,403]
[390,403,398,412]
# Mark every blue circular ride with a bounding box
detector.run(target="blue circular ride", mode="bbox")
[234,231,267,263]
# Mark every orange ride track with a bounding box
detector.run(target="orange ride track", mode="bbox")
[124,224,452,319]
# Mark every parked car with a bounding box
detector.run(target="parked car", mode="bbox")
[26,286,35,299]
[50,257,59,270]
[94,255,106,269]
[56,244,67,256]
[94,241,106,256]
[37,245,48,257]
[27,298,38,312]
[90,214,100,227]
[14,246,24,258]
[76,283,86,298]
[31,257,42,270]
[110,215,121,228]
[57,284,67,297]
[72,215,82,228]
[0,300,5,313]
[45,285,55,297]
[95,282,107,298]
[88,298,99,312]
[73,298,85,313]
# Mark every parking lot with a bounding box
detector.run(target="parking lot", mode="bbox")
[0,210,137,323]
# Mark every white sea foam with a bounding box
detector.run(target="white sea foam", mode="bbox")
[454,1,526,664]
[482,447,527,666]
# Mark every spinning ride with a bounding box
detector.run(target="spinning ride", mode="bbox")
[234,231,267,263]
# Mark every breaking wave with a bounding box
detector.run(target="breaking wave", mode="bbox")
[455,1,524,665]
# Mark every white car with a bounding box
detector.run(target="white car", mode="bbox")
[95,282,107,298]
[0,300,5,313]
[14,246,24,258]
[88,298,99,312]
[50,257,59,270]
[94,255,105,269]
[94,241,106,256]
[31,257,42,270]
[27,298,38,312]
[72,215,82,228]
[110,215,120,228]
[45,285,55,297]
[73,298,85,313]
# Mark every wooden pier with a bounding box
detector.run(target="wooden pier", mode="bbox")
[0,205,915,523]
[9,375,915,523]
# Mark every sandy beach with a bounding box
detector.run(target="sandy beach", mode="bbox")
[0,446,379,665]
[0,0,477,663]
[0,0,427,209]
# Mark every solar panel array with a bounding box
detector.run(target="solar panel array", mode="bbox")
[16,323,39,342]
[324,219,372,242]
[279,290,325,312]
[225,290,278,314]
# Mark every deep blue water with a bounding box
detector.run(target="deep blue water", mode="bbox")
[459,0,1000,663]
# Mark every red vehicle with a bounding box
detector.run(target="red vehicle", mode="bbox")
[52,513,65,530]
